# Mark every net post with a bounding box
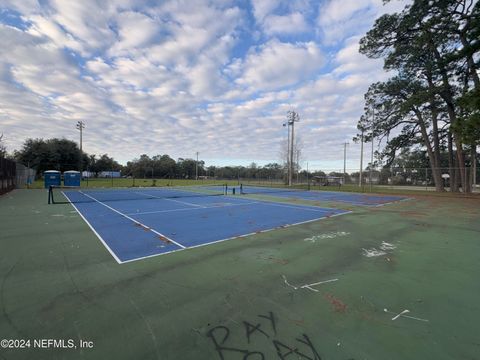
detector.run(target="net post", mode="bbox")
[48,185,53,204]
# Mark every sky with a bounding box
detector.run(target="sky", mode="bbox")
[0,0,409,171]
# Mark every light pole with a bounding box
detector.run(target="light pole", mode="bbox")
[76,121,85,152]
[368,106,376,192]
[195,152,199,180]
[76,121,85,172]
[473,146,477,188]
[283,121,291,185]
[343,142,349,185]
[369,132,374,192]
[306,161,309,189]
[359,128,364,188]
[286,111,299,186]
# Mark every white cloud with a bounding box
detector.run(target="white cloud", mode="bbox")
[26,16,84,53]
[108,11,159,55]
[236,40,325,91]
[317,0,375,45]
[263,12,309,35]
[333,36,384,75]
[144,4,242,68]
[48,0,117,53]
[0,0,411,168]
[250,0,279,22]
[0,0,43,15]
[317,0,411,45]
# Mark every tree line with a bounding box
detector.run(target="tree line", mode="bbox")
[8,136,477,185]
[13,138,122,175]
[11,137,295,180]
[357,0,479,192]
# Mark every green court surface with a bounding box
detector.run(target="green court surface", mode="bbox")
[0,189,479,360]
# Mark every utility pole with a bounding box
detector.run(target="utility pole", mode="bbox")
[473,147,477,188]
[195,152,199,180]
[369,135,374,192]
[290,112,295,186]
[283,120,291,185]
[343,142,349,185]
[369,106,376,192]
[286,111,299,186]
[359,129,364,188]
[306,161,309,189]
[76,121,85,152]
[76,121,85,172]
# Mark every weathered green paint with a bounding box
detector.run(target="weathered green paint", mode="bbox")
[0,190,479,359]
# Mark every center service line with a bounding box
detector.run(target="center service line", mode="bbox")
[79,191,186,249]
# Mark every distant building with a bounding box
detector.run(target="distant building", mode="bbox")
[312,176,343,186]
[82,171,94,178]
[99,171,121,178]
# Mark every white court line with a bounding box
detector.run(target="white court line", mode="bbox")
[237,194,343,211]
[133,191,207,208]
[239,197,346,213]
[78,191,186,250]
[251,190,409,207]
[66,190,353,265]
[62,191,122,264]
[237,195,360,214]
[327,197,409,207]
[133,190,204,207]
[164,197,206,207]
[121,209,353,264]
[372,197,412,207]
[126,202,259,216]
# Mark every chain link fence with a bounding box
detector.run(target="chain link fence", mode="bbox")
[236,166,479,193]
[331,167,477,192]
[0,157,16,194]
[16,163,36,189]
[5,160,479,193]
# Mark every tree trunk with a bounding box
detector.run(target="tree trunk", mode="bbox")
[448,132,459,192]
[455,156,462,192]
[439,79,469,192]
[413,109,444,191]
[429,35,470,192]
[426,73,444,191]
[473,145,477,189]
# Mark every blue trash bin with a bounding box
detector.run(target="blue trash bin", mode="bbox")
[64,170,81,187]
[44,170,61,189]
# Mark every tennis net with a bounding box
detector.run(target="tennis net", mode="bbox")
[240,183,309,195]
[48,184,227,204]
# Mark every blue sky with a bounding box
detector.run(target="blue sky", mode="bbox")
[0,0,408,170]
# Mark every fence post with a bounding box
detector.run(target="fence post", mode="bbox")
[425,168,428,191]
[465,166,468,194]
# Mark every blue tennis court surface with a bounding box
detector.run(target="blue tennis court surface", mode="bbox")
[63,188,349,263]
[238,186,408,206]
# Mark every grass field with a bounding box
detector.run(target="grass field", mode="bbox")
[27,176,479,198]
[0,188,479,359]
[28,178,237,189]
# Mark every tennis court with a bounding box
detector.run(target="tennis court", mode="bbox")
[237,184,408,206]
[1,188,480,360]
[58,186,349,263]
